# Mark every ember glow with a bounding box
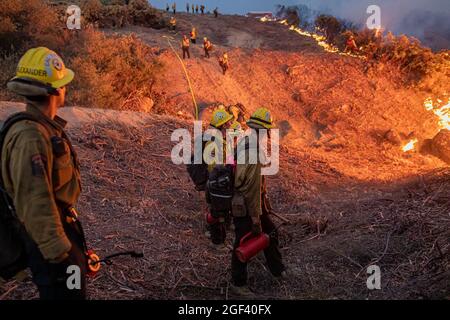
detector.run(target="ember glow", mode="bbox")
[402,138,418,152]
[424,97,450,131]
[259,17,363,57]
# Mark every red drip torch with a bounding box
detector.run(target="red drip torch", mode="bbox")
[86,250,144,278]
[205,209,219,225]
[235,232,270,263]
[235,220,285,263]
[86,249,101,278]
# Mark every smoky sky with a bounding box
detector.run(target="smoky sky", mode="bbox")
[150,1,450,49]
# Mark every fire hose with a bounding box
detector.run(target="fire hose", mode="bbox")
[163,35,199,120]
[67,207,144,278]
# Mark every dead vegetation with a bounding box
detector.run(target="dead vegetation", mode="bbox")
[0,116,447,300]
[0,0,164,111]
[0,4,448,300]
[276,5,450,93]
[51,0,167,29]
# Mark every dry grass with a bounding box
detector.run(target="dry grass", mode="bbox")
[0,0,164,112]
[0,117,447,300]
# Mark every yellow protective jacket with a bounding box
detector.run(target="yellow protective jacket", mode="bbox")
[1,103,82,261]
[233,138,271,220]
[182,38,190,48]
[204,41,212,50]
[204,133,229,173]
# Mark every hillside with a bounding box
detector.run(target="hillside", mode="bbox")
[0,11,449,300]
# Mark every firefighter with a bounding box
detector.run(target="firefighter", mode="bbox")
[219,52,229,75]
[204,109,234,245]
[190,27,197,44]
[213,7,218,18]
[195,4,199,14]
[200,4,205,14]
[181,35,191,59]
[203,37,212,58]
[186,2,190,13]
[3,47,87,299]
[169,16,177,31]
[172,2,176,14]
[230,107,286,297]
[345,35,358,54]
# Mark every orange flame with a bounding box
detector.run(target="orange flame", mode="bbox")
[402,139,418,152]
[425,97,450,131]
[259,18,361,57]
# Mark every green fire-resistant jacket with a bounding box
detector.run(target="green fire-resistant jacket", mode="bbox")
[1,103,81,261]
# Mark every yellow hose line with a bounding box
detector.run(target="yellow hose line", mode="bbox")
[164,36,199,120]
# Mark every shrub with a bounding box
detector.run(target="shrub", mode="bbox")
[66,27,163,110]
[315,14,342,43]
[311,11,450,92]
[0,0,61,55]
[51,0,167,29]
[0,0,164,112]
[355,29,450,92]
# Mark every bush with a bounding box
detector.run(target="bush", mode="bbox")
[315,14,342,43]
[356,29,450,92]
[0,0,164,112]
[0,0,61,55]
[50,0,167,29]
[311,11,450,92]
[66,27,163,110]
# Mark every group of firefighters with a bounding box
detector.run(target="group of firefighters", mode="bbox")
[171,17,229,75]
[181,31,229,75]
[190,105,287,297]
[167,3,226,75]
[167,3,219,17]
[0,46,287,299]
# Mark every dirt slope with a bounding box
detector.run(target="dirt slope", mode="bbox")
[117,13,447,182]
[0,13,448,300]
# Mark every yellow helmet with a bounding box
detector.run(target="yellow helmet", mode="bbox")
[12,47,74,89]
[247,107,274,129]
[210,109,233,128]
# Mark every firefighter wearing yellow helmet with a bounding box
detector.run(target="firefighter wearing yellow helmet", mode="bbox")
[203,109,234,246]
[247,107,273,129]
[229,107,285,298]
[203,37,212,58]
[209,109,233,129]
[2,47,88,299]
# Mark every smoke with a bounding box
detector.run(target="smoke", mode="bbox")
[294,0,450,50]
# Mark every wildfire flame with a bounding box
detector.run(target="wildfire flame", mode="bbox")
[424,97,450,131]
[259,16,276,22]
[402,139,418,152]
[259,18,360,57]
[401,97,449,153]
